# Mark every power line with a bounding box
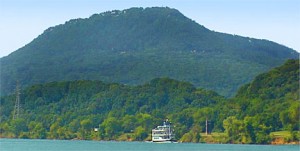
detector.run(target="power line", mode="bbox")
[13,82,21,120]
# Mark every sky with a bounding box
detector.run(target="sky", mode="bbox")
[0,0,299,57]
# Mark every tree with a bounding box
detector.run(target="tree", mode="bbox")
[69,119,80,133]
[134,126,148,141]
[121,115,137,133]
[136,113,154,131]
[255,124,271,144]
[223,116,243,143]
[179,125,201,143]
[191,125,202,143]
[10,118,27,138]
[180,132,193,142]
[288,103,300,130]
[79,119,93,139]
[28,121,46,139]
[49,122,59,139]
[242,116,256,144]
[0,122,13,137]
[100,117,121,139]
[80,119,93,130]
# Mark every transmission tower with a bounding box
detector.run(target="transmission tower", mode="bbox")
[13,83,21,120]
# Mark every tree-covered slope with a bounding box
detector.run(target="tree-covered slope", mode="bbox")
[0,60,299,143]
[0,7,298,97]
[236,59,299,100]
[221,59,299,143]
[0,78,226,140]
[234,59,299,129]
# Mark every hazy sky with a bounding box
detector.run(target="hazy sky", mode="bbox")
[1,0,299,57]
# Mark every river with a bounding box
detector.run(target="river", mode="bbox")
[0,139,299,151]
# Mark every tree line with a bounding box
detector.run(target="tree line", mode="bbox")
[0,60,299,144]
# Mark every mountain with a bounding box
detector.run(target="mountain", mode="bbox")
[236,59,299,100]
[0,60,298,143]
[223,59,299,143]
[233,59,299,128]
[0,78,226,140]
[0,7,298,97]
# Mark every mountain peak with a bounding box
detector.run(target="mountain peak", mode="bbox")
[0,7,298,97]
[91,7,182,18]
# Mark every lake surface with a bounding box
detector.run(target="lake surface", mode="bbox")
[0,139,299,151]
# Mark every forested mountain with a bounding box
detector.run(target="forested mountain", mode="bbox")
[0,60,299,144]
[0,78,226,141]
[0,7,298,97]
[223,59,299,143]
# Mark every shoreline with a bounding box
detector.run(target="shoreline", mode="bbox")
[1,137,299,145]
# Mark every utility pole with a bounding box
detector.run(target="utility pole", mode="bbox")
[206,117,208,135]
[13,82,21,120]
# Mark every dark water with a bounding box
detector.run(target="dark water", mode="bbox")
[0,139,299,151]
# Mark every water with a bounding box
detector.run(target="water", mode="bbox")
[0,139,299,151]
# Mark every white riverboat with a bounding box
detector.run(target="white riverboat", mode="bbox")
[151,120,175,142]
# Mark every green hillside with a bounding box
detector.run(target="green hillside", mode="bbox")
[0,78,226,141]
[0,60,299,144]
[234,59,299,130]
[0,7,298,97]
[223,59,299,143]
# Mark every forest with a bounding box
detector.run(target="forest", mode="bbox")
[1,7,298,98]
[0,59,299,144]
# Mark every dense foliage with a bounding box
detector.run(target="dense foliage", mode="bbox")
[1,7,298,97]
[223,59,300,144]
[0,60,299,144]
[0,78,225,141]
